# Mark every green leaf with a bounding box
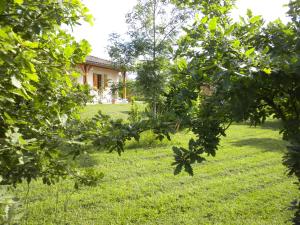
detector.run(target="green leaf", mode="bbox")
[249,16,262,24]
[4,112,14,125]
[232,40,240,48]
[201,16,208,24]
[176,58,187,71]
[263,68,272,75]
[208,17,218,32]
[172,146,182,156]
[246,9,253,18]
[26,72,39,82]
[65,76,72,88]
[85,14,94,26]
[262,46,269,54]
[23,83,37,93]
[184,163,194,176]
[174,164,183,175]
[23,41,39,48]
[0,28,9,39]
[225,25,235,36]
[245,47,255,57]
[64,45,75,58]
[26,62,36,73]
[14,0,23,5]
[18,136,27,145]
[11,88,31,100]
[61,90,67,96]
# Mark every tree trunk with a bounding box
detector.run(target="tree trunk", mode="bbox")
[152,0,157,117]
[122,71,127,99]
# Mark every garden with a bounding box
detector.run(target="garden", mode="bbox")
[1,0,299,224]
[12,104,298,224]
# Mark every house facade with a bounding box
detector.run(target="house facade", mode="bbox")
[78,56,127,104]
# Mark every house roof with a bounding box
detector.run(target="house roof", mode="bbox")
[85,55,120,71]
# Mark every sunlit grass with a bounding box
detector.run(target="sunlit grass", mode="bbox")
[80,102,145,120]
[16,104,298,224]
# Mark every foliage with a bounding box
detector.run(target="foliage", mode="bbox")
[0,0,98,191]
[128,98,143,123]
[108,0,192,115]
[73,168,104,190]
[129,0,192,115]
[84,111,143,155]
[125,0,189,60]
[168,0,299,169]
[110,79,143,101]
[165,0,300,220]
[107,33,142,73]
[135,57,170,115]
[79,108,174,157]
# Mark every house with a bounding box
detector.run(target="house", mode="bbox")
[78,55,127,104]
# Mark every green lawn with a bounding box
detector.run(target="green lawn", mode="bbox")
[80,104,132,120]
[16,104,298,224]
[80,102,145,120]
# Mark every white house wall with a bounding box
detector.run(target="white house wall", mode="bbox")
[91,67,120,83]
[77,66,121,86]
[77,65,122,103]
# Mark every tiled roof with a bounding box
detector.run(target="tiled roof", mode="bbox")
[85,55,119,71]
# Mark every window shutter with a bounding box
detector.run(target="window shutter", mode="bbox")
[93,73,98,89]
[98,74,102,89]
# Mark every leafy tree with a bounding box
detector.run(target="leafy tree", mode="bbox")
[0,0,94,187]
[167,0,300,213]
[107,33,142,99]
[108,0,191,115]
[111,79,144,101]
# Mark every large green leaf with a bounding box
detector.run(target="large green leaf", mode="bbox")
[245,47,255,57]
[232,40,240,48]
[208,17,218,32]
[249,16,261,24]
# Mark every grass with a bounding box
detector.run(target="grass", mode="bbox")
[16,104,298,224]
[80,102,145,120]
[80,103,132,120]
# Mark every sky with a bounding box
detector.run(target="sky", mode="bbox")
[71,0,290,59]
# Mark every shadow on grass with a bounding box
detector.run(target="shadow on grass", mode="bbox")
[120,110,130,114]
[76,154,99,168]
[235,119,283,131]
[258,120,283,130]
[231,138,287,153]
[287,199,300,225]
[125,131,175,150]
[125,140,172,150]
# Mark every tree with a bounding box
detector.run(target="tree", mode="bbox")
[107,33,144,100]
[0,0,94,187]
[163,0,300,219]
[108,0,191,116]
[110,79,144,101]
